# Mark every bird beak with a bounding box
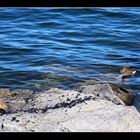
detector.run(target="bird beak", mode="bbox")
[132,71,136,75]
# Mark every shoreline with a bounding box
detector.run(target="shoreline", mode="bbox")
[0,82,140,132]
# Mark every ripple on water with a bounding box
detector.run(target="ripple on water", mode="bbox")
[0,8,139,94]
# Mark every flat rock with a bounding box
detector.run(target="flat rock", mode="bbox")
[0,87,139,132]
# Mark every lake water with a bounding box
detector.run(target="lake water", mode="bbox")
[0,8,139,93]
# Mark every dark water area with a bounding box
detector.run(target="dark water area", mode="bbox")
[0,8,139,93]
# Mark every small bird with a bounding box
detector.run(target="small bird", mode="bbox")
[120,66,136,83]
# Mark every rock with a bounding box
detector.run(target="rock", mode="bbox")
[0,89,35,113]
[52,100,140,132]
[133,93,140,113]
[78,83,135,105]
[110,84,135,105]
[21,88,96,113]
[0,86,139,132]
[0,89,13,98]
[0,100,9,115]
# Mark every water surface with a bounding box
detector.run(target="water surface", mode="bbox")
[0,8,139,93]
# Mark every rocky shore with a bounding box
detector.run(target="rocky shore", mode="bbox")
[0,82,140,132]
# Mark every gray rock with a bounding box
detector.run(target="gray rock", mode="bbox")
[3,89,35,113]
[0,86,139,132]
[78,83,135,105]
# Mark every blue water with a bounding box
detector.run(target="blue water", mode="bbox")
[0,8,139,93]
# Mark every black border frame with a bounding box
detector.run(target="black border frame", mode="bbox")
[0,0,139,7]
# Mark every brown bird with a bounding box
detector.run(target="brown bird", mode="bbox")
[120,66,136,82]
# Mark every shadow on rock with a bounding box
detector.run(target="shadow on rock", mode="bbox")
[133,93,140,113]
